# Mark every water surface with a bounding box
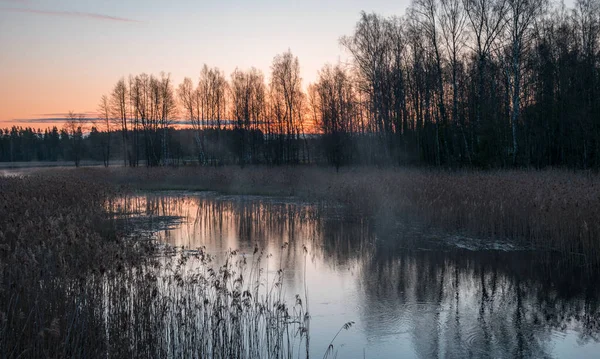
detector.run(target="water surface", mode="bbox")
[117,192,600,359]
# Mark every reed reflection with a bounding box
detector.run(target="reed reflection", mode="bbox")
[116,192,600,358]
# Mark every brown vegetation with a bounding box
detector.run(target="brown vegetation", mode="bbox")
[0,173,308,358]
[0,174,146,357]
[78,166,600,263]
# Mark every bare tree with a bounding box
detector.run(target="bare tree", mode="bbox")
[110,78,129,166]
[131,73,155,165]
[405,15,432,162]
[440,0,471,162]
[63,111,87,167]
[411,0,452,165]
[464,0,508,155]
[178,77,205,163]
[159,72,177,165]
[128,72,177,166]
[385,16,410,163]
[248,68,267,163]
[230,68,253,166]
[341,13,390,151]
[270,50,303,163]
[127,75,140,167]
[84,2,600,169]
[505,0,547,164]
[573,0,600,168]
[97,95,112,167]
[312,63,357,169]
[198,65,229,165]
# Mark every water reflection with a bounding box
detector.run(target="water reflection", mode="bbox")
[115,192,600,358]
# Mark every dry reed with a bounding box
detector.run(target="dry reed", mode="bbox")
[0,173,309,358]
[72,166,600,264]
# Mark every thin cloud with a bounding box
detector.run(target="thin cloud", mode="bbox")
[1,117,79,124]
[1,7,140,23]
[37,112,97,118]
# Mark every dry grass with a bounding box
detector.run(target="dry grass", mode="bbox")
[0,174,152,358]
[74,166,600,263]
[0,173,309,358]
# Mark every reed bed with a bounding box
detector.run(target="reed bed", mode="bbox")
[0,174,138,358]
[100,248,309,359]
[75,166,600,263]
[4,166,598,356]
[0,174,309,358]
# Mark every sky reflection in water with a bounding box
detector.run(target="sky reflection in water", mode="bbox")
[114,192,600,359]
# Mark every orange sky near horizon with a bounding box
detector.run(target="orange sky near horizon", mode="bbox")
[0,0,416,131]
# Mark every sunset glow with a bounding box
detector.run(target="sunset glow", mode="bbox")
[4,0,600,357]
[0,0,409,128]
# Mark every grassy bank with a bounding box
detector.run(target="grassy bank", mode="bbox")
[74,166,600,262]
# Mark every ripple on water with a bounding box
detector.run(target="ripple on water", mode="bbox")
[460,320,496,357]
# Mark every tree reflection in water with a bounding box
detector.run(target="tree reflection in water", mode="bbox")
[114,192,600,358]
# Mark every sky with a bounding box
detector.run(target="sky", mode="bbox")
[0,0,412,128]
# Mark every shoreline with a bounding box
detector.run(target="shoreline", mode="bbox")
[64,165,600,264]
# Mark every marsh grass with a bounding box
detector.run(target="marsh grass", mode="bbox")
[0,174,142,358]
[0,174,309,358]
[100,248,309,359]
[76,166,600,264]
[4,166,598,357]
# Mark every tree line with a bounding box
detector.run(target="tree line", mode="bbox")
[0,125,313,166]
[3,0,600,169]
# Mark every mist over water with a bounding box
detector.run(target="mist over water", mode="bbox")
[117,192,600,358]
